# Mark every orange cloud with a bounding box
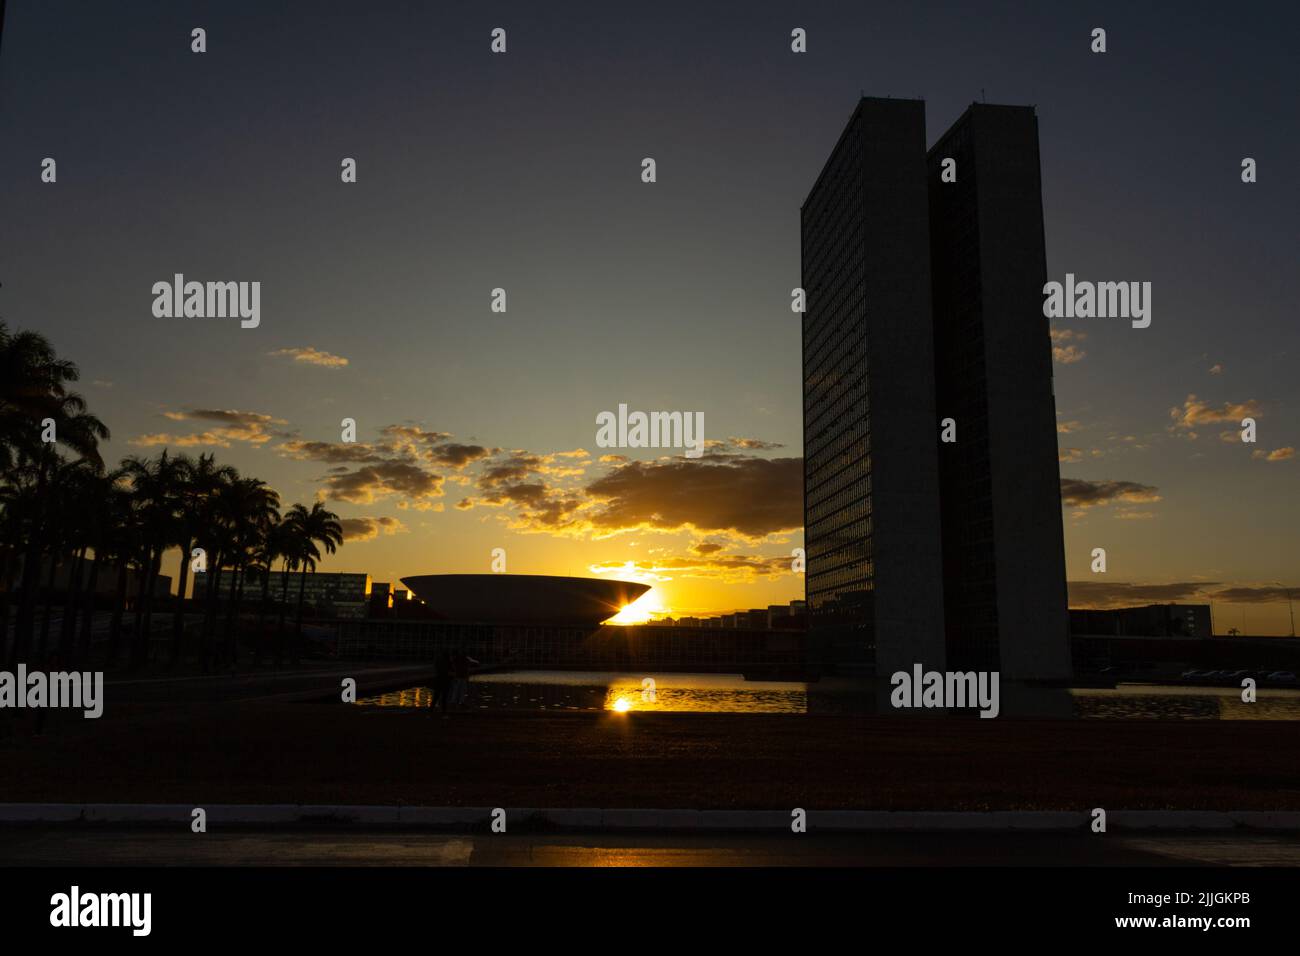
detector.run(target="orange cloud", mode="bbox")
[268,346,349,368]
[1252,446,1295,462]
[1169,394,1262,435]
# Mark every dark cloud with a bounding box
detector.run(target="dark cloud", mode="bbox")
[1060,478,1161,508]
[319,461,444,505]
[1068,581,1296,608]
[479,454,545,487]
[1206,585,1297,604]
[1068,580,1216,607]
[429,443,492,468]
[280,440,387,464]
[132,408,287,447]
[380,425,453,446]
[338,516,407,541]
[170,408,283,426]
[585,456,801,539]
[704,437,786,452]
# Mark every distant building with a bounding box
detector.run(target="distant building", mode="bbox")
[193,570,371,620]
[369,582,393,616]
[1070,604,1213,639]
[8,556,171,600]
[769,601,808,630]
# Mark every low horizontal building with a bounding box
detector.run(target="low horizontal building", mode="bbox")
[1070,604,1213,639]
[3,556,171,600]
[192,570,371,619]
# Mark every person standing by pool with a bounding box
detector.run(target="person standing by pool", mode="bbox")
[431,649,452,715]
[449,646,479,710]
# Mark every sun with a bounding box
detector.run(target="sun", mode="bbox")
[607,589,662,625]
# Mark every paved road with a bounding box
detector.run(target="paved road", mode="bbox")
[3,828,1299,866]
[102,663,437,704]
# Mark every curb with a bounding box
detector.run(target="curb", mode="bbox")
[1,804,1298,831]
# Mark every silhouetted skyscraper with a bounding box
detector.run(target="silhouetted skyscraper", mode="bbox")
[802,97,1070,683]
[801,98,947,677]
[927,104,1070,680]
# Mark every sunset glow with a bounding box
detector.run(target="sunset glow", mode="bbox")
[606,589,662,625]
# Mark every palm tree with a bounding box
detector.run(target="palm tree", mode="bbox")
[284,502,344,662]
[75,470,132,665]
[1,323,108,666]
[214,476,280,666]
[192,464,240,671]
[0,453,43,667]
[0,322,97,470]
[272,521,305,666]
[254,514,295,663]
[120,451,189,668]
[169,454,236,664]
[53,460,107,660]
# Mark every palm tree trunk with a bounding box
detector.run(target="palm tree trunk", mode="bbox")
[11,451,52,665]
[0,550,14,668]
[108,561,129,666]
[58,547,87,658]
[201,564,222,672]
[38,555,61,662]
[276,565,290,665]
[13,538,45,665]
[255,569,271,664]
[130,550,153,669]
[294,568,308,663]
[136,550,162,667]
[171,538,192,665]
[78,557,102,664]
[227,564,247,666]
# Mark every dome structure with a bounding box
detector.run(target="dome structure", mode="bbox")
[399,573,650,627]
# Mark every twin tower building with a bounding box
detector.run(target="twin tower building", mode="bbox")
[802,98,1071,684]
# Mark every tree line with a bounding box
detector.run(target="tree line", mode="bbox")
[1,321,344,671]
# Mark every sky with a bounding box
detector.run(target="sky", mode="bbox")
[1,1,1297,630]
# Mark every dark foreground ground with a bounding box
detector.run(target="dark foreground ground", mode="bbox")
[5,828,1300,866]
[3,693,1299,809]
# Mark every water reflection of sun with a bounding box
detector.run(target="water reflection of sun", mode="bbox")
[604,679,651,713]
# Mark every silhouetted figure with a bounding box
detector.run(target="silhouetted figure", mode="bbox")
[449,647,478,711]
[431,649,452,715]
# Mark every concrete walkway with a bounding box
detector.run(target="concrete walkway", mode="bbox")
[3,804,1298,830]
[4,828,1300,866]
